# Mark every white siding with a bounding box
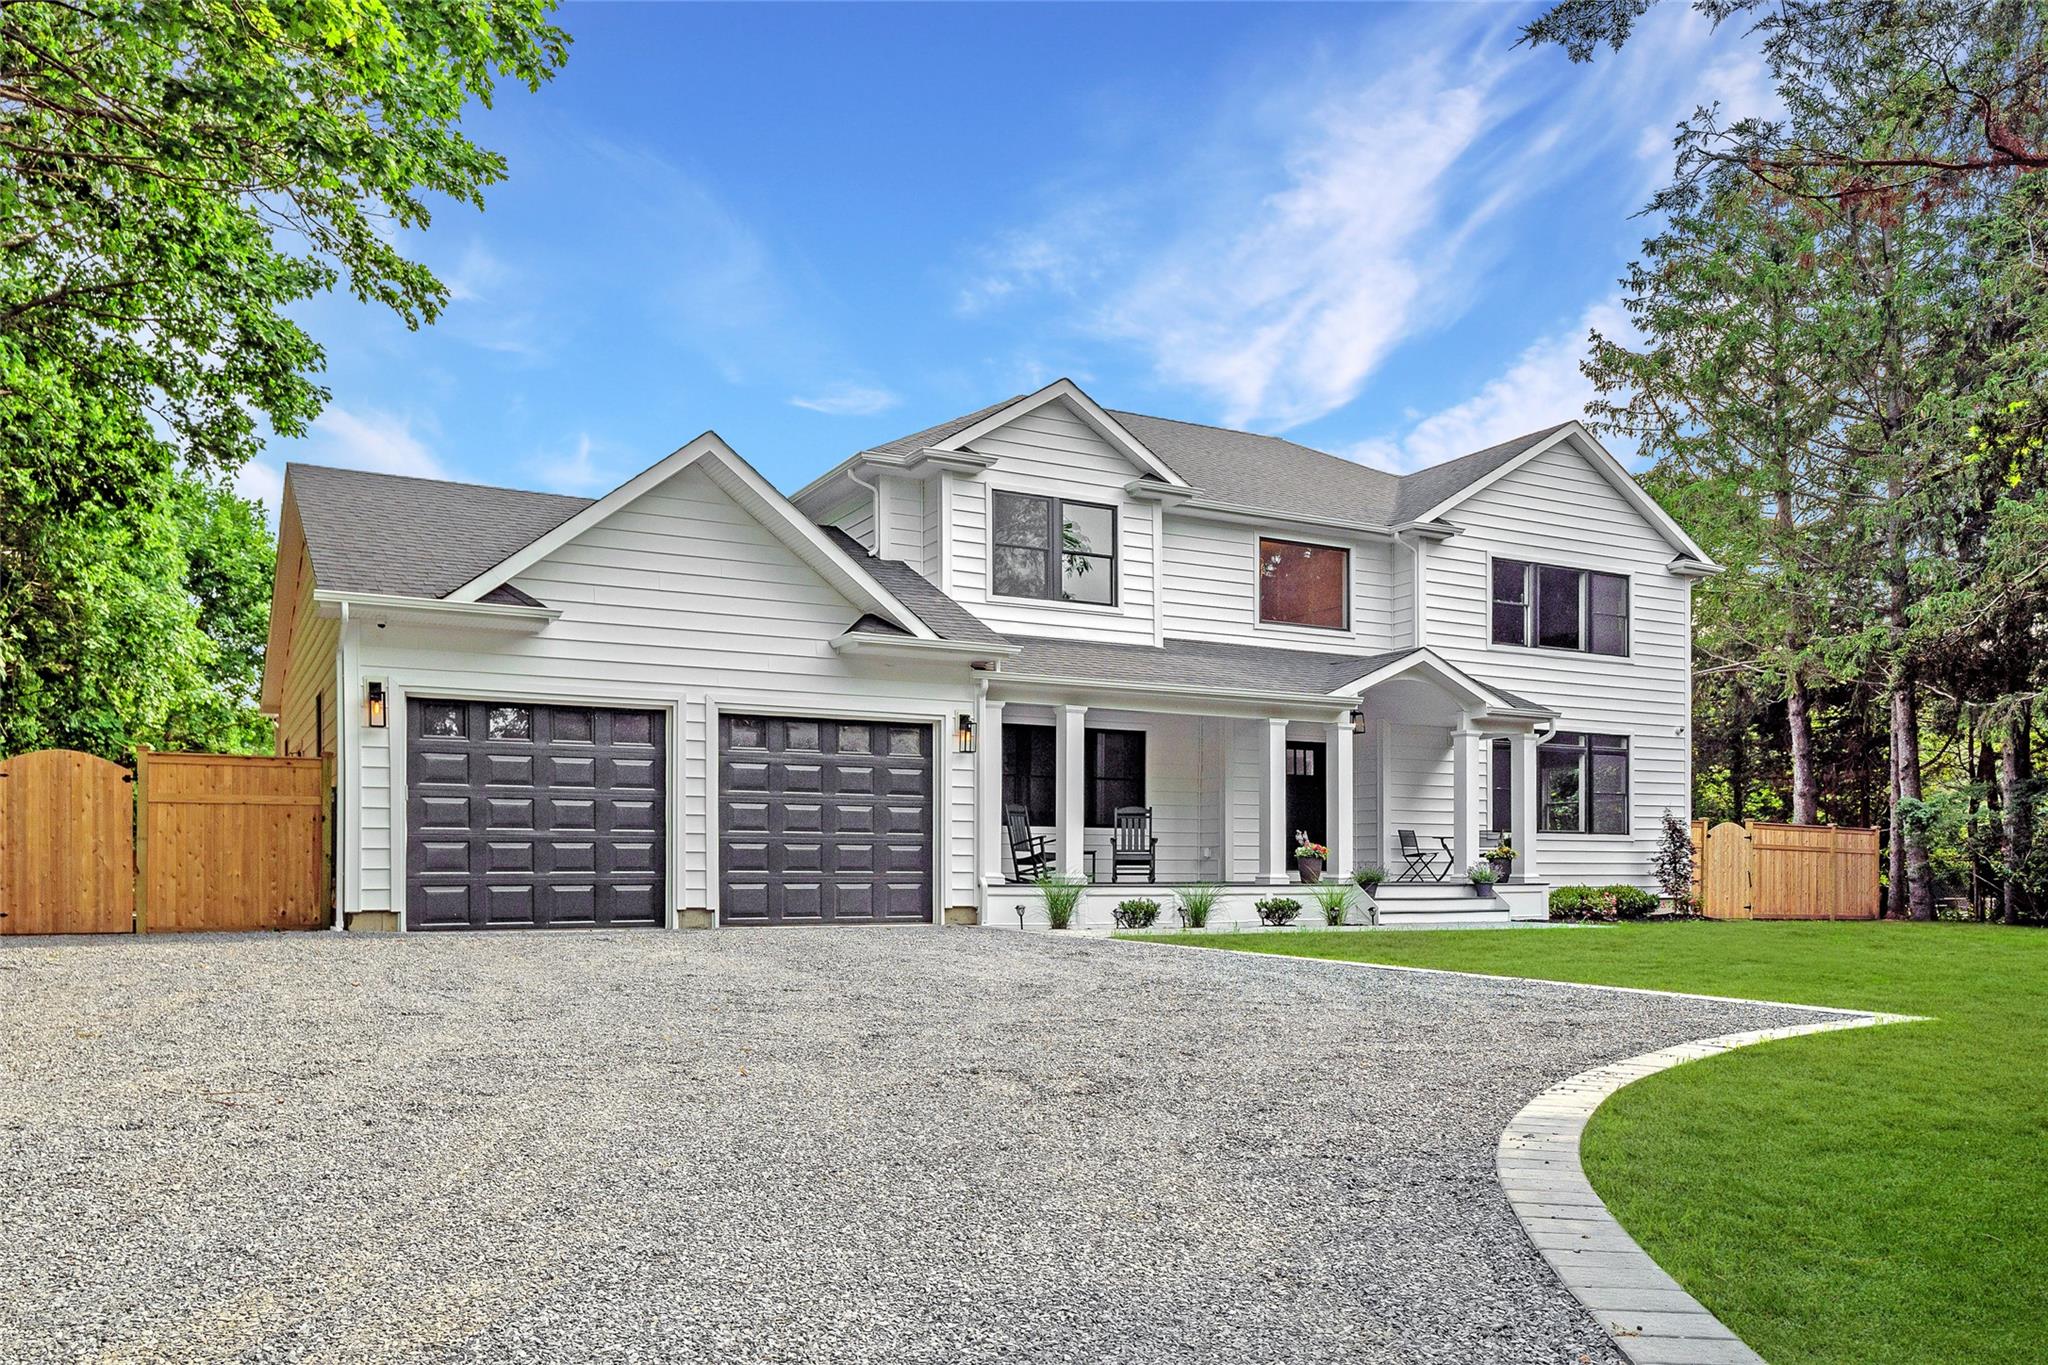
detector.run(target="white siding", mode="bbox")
[822,495,875,555]
[874,473,923,563]
[347,462,980,920]
[275,540,337,759]
[1384,722,1454,858]
[1423,438,1694,887]
[1159,520,1399,652]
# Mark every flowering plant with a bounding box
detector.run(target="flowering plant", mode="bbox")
[1293,830,1329,860]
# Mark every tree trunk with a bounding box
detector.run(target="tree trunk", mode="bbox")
[1787,672,1819,823]
[1887,741,1905,918]
[2005,700,2035,926]
[1891,677,1935,920]
[1729,689,1751,825]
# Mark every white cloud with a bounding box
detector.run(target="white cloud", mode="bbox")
[232,458,285,524]
[1348,296,1635,474]
[789,384,901,417]
[302,405,450,479]
[523,433,617,495]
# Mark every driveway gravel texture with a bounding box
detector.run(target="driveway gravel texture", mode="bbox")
[1,929,1831,1365]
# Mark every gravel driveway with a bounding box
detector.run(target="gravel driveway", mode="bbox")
[1,928,1820,1364]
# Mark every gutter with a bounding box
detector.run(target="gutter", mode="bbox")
[311,590,561,625]
[989,670,1354,712]
[831,634,1019,661]
[1178,498,1402,541]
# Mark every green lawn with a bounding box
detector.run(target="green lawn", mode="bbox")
[1134,922,2048,1365]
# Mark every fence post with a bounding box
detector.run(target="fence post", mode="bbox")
[132,745,151,934]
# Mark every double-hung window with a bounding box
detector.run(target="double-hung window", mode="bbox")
[1492,559,1629,655]
[1085,729,1145,826]
[1537,732,1630,834]
[1258,537,1349,630]
[1002,724,1058,825]
[1001,725,1147,827]
[992,491,1117,605]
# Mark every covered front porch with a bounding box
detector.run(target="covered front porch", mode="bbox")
[970,638,1554,931]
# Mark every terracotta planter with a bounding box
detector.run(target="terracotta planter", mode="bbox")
[1487,855,1514,882]
[1296,856,1325,883]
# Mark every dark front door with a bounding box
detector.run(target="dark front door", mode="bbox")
[1285,741,1327,851]
[407,700,666,930]
[719,714,933,925]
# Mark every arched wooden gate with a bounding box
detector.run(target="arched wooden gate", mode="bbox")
[0,749,136,934]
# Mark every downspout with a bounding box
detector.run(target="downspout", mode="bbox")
[333,600,350,931]
[971,674,989,913]
[846,462,883,557]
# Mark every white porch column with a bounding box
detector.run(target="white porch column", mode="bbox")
[1260,717,1289,883]
[978,700,1005,885]
[1218,718,1243,883]
[1513,730,1542,882]
[1451,723,1484,876]
[1056,704,1088,879]
[1327,720,1356,877]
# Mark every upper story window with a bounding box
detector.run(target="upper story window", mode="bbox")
[992,491,1117,606]
[1492,558,1629,656]
[1258,538,1349,630]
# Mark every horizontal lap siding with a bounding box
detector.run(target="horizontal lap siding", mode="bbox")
[277,545,338,760]
[1426,441,1693,888]
[1385,723,1453,853]
[1160,523,1399,653]
[350,463,978,917]
[822,495,876,555]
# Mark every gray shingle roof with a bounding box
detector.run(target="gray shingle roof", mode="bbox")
[823,529,1010,645]
[288,464,589,599]
[1000,636,1427,697]
[868,395,1023,456]
[1387,423,1574,523]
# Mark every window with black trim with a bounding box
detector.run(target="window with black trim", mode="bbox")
[1085,729,1145,826]
[1002,724,1057,826]
[1491,559,1628,655]
[1538,732,1630,834]
[992,490,1117,605]
[1258,537,1349,629]
[1491,737,1513,834]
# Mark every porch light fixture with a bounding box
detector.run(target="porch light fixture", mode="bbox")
[955,712,977,754]
[1347,707,1367,735]
[365,680,388,729]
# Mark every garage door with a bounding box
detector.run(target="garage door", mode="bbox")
[407,699,666,930]
[719,714,932,925]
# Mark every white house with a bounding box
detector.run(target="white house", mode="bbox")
[260,379,1717,932]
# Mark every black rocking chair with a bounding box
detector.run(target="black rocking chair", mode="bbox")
[1395,828,1453,883]
[1109,806,1158,883]
[1006,804,1054,882]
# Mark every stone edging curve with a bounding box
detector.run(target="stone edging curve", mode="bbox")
[1497,1011,1921,1365]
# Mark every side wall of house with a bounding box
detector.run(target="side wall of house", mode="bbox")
[274,538,338,760]
[343,461,982,923]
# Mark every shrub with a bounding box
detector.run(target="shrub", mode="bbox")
[1651,811,1697,906]
[1610,884,1659,920]
[1352,866,1388,892]
[1174,883,1222,929]
[1254,896,1302,926]
[1467,862,1500,885]
[1548,883,1662,922]
[1309,881,1356,925]
[1112,897,1161,929]
[1034,874,1088,930]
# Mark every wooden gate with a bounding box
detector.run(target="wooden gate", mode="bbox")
[1702,821,1753,920]
[1691,819,1880,920]
[135,748,327,932]
[0,750,136,934]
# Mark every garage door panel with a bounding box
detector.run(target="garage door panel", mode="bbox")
[780,764,825,795]
[723,759,770,794]
[724,840,770,874]
[879,882,928,919]
[881,803,926,836]
[407,701,666,931]
[830,883,873,921]
[829,764,877,796]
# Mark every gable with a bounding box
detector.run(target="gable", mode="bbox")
[1453,436,1682,565]
[960,395,1160,488]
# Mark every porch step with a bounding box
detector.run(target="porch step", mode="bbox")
[1372,882,1503,903]
[1373,899,1515,928]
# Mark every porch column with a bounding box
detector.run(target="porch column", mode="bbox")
[1056,704,1088,879]
[1452,723,1484,876]
[1327,719,1356,877]
[1260,717,1289,883]
[1218,718,1243,882]
[1513,730,1542,882]
[978,700,1005,885]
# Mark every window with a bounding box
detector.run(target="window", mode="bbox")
[1537,732,1630,834]
[991,491,1117,605]
[1491,559,1629,656]
[1258,538,1349,629]
[487,705,532,740]
[1491,738,1513,835]
[1002,724,1057,825]
[1085,729,1145,826]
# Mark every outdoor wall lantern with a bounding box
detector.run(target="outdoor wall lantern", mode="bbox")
[366,680,388,729]
[1347,707,1367,735]
[955,712,977,754]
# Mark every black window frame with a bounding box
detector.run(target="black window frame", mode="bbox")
[1256,536,1351,631]
[1537,731,1630,835]
[1085,728,1145,827]
[990,490,1119,606]
[1491,737,1513,835]
[1002,723,1058,826]
[1491,558,1629,657]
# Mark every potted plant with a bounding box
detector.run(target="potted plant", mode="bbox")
[1253,896,1302,927]
[1111,897,1161,929]
[1174,883,1222,930]
[1351,865,1387,894]
[1485,841,1517,883]
[1309,881,1356,926]
[1033,874,1088,930]
[1293,831,1329,883]
[1466,862,1500,898]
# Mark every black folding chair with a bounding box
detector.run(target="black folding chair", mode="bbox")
[1395,829,1452,883]
[1006,805,1054,882]
[1109,806,1157,883]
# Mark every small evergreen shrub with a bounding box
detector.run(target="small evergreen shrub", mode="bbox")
[1548,883,1662,922]
[1651,811,1699,913]
[1254,896,1302,926]
[1174,883,1223,929]
[1111,897,1161,929]
[1034,874,1088,930]
[1309,881,1357,925]
[1351,866,1388,892]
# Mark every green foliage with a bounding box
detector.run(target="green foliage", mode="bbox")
[1550,884,1660,921]
[1307,881,1356,925]
[1351,865,1388,890]
[1651,811,1697,906]
[1173,883,1223,929]
[1111,897,1160,929]
[1466,862,1499,885]
[1253,896,1301,927]
[0,0,569,759]
[1033,875,1088,930]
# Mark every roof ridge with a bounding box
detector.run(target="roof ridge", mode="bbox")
[287,462,593,504]
[1394,421,1576,479]
[1109,408,1353,458]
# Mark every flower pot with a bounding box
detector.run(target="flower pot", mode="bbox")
[1487,855,1514,882]
[1296,856,1325,883]
[1470,881,1496,898]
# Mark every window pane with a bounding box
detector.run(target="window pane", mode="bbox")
[785,720,821,751]
[1492,602,1528,647]
[1491,738,1513,835]
[1259,538,1349,628]
[420,703,465,738]
[1061,552,1116,604]
[1536,565,1583,650]
[1003,725,1057,825]
[1589,573,1629,655]
[1590,742,1629,834]
[1538,735,1584,833]
[1062,503,1114,557]
[727,716,764,749]
[1491,560,1528,645]
[1085,729,1144,826]
[487,706,532,740]
[837,723,871,754]
[992,491,1052,548]
[994,545,1051,598]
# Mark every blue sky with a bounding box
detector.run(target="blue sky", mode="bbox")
[241,1,1775,516]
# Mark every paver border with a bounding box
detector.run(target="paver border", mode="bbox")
[1100,933,1928,1364]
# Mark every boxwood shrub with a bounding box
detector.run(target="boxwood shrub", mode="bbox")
[1549,884,1661,922]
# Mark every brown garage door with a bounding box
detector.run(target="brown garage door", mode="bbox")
[407,699,666,930]
[718,714,933,925]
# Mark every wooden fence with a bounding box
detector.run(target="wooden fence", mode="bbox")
[1690,819,1881,920]
[0,747,327,935]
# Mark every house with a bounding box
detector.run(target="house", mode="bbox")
[259,379,1717,932]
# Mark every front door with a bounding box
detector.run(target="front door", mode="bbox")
[1285,741,1326,852]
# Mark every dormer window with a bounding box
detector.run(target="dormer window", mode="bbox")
[992,491,1117,605]
[1258,537,1349,630]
